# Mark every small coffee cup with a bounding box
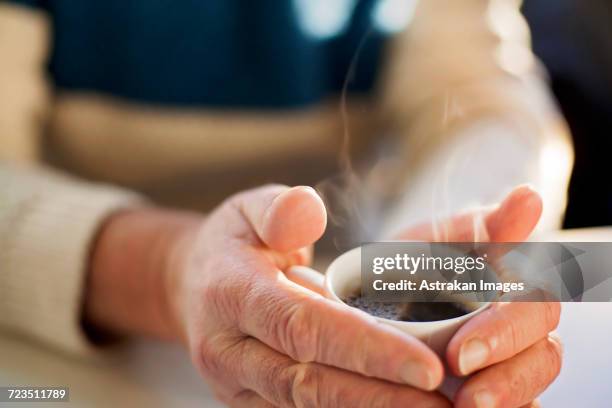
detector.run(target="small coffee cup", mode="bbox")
[324,246,490,398]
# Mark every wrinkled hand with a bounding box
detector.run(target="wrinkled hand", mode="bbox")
[399,186,563,408]
[165,185,450,408]
[89,182,560,408]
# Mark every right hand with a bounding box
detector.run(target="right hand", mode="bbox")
[165,185,450,407]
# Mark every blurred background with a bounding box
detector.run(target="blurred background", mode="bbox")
[523,0,612,229]
[2,0,612,406]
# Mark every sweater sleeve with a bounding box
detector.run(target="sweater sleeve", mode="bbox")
[379,0,574,237]
[0,165,142,354]
[0,2,144,354]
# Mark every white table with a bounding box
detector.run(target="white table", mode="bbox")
[538,228,612,407]
[1,229,611,407]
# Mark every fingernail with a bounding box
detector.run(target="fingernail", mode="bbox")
[474,390,498,408]
[459,338,489,375]
[400,361,434,390]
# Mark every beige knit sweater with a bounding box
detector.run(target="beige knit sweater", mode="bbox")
[0,1,573,354]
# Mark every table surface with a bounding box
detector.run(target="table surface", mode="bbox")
[2,228,612,407]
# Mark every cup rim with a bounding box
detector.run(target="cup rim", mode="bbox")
[325,246,491,325]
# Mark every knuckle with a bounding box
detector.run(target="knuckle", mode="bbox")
[196,337,223,377]
[196,334,244,380]
[544,335,564,378]
[269,298,320,363]
[284,302,321,362]
[500,302,561,356]
[505,337,564,405]
[525,339,562,397]
[287,363,324,408]
[258,358,296,408]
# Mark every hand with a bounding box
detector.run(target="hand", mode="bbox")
[399,186,563,408]
[87,185,451,407]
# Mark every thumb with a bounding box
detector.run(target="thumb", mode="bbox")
[485,185,543,242]
[396,185,542,243]
[237,184,327,252]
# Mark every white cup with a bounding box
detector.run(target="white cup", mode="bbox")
[324,246,490,398]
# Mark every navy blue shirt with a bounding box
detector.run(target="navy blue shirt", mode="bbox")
[11,0,389,109]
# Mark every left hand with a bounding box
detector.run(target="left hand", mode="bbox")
[398,185,562,408]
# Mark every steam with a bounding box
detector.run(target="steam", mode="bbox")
[427,104,490,244]
[316,32,487,248]
[315,28,378,248]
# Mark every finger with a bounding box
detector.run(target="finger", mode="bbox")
[485,185,543,242]
[455,335,562,408]
[229,390,275,408]
[397,185,542,243]
[396,207,491,242]
[233,184,327,252]
[232,337,451,408]
[447,302,561,376]
[520,401,541,408]
[285,265,326,296]
[263,245,313,270]
[238,260,444,390]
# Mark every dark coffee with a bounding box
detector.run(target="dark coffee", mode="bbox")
[343,294,474,322]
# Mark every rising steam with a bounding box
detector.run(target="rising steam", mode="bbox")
[315,28,378,249]
[316,29,488,249]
